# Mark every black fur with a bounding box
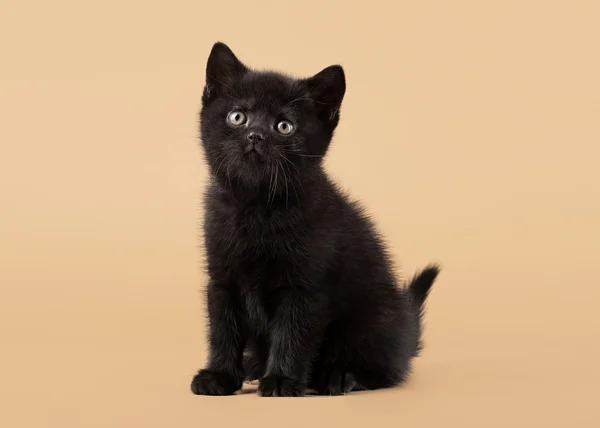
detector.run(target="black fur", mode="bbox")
[191,42,440,397]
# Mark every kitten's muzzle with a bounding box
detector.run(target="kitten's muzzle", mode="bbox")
[244,130,266,155]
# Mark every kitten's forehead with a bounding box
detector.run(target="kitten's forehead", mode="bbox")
[236,71,301,105]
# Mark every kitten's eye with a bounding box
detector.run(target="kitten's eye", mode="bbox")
[227,111,246,126]
[276,120,294,135]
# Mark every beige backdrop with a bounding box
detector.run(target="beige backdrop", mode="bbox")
[1,1,599,427]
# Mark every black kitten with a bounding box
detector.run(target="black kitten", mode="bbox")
[191,42,440,397]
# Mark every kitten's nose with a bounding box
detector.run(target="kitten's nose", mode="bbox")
[246,131,265,143]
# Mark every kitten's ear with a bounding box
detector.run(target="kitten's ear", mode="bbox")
[203,42,247,104]
[305,65,346,123]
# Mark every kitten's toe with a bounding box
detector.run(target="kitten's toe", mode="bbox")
[258,375,306,397]
[191,369,241,396]
[243,354,265,382]
[315,368,357,396]
[340,372,357,394]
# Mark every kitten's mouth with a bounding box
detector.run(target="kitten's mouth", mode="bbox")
[243,144,264,157]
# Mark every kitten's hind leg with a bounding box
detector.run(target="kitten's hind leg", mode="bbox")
[309,364,357,395]
[352,367,406,391]
[309,362,357,395]
[310,364,404,394]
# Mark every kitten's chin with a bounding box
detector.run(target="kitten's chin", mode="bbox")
[244,150,262,162]
[213,160,267,189]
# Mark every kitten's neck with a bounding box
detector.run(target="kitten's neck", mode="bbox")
[211,168,326,209]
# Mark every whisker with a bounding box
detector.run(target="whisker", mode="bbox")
[288,162,302,204]
[279,153,299,172]
[214,154,227,178]
[272,162,279,207]
[225,159,232,186]
[206,76,244,103]
[207,75,235,92]
[280,150,324,159]
[277,154,301,205]
[267,164,274,208]
[286,96,329,107]
[279,159,289,209]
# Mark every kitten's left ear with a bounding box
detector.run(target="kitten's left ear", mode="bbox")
[203,42,247,104]
[305,65,346,123]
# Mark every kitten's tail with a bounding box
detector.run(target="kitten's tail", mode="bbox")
[407,264,440,310]
[407,264,440,356]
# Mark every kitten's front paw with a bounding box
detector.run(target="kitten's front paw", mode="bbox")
[258,375,306,397]
[191,369,241,396]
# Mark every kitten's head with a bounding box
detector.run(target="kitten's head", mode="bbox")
[200,42,345,189]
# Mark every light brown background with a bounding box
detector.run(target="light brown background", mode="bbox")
[1,1,599,426]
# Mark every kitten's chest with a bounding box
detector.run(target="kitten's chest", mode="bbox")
[238,260,301,334]
[212,204,304,257]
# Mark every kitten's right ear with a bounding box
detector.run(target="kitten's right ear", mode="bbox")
[203,42,247,104]
[304,65,346,124]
